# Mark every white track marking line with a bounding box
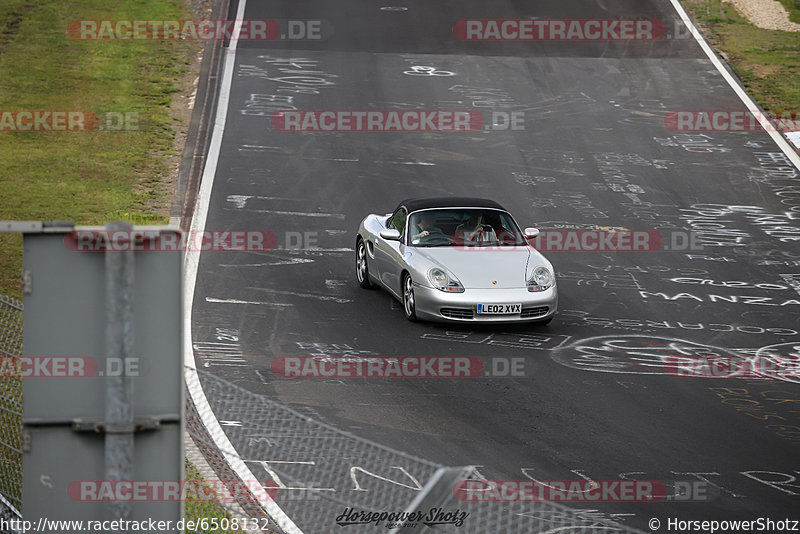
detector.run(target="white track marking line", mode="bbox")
[247,288,353,304]
[219,258,316,267]
[226,194,300,208]
[182,2,302,532]
[205,297,294,307]
[224,208,345,218]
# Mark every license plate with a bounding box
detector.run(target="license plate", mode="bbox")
[476,303,522,315]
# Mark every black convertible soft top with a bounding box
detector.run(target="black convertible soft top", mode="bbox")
[398,197,507,213]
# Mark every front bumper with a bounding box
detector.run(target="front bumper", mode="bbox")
[412,284,558,323]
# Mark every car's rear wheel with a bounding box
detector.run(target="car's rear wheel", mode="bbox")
[356,238,373,289]
[402,273,417,322]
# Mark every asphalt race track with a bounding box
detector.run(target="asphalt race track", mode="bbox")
[189,0,800,531]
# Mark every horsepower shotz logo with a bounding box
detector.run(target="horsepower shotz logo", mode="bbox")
[271,110,484,132]
[453,19,665,40]
[335,507,468,528]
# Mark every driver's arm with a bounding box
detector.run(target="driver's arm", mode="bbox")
[411,226,428,239]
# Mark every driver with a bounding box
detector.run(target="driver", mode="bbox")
[411,212,445,241]
[455,213,496,243]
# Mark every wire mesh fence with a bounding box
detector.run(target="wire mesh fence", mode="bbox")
[186,367,646,534]
[0,293,645,533]
[185,389,285,534]
[0,294,23,520]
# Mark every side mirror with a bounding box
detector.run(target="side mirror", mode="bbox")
[379,228,402,241]
[523,227,540,239]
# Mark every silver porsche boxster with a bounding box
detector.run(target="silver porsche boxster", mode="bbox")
[355,197,557,323]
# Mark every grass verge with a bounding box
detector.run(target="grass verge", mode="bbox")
[681,0,800,120]
[184,459,245,534]
[0,0,197,297]
[777,0,800,24]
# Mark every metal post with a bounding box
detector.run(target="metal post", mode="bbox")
[105,222,135,527]
[389,466,474,534]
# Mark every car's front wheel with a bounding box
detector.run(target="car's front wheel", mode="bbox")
[402,273,417,322]
[356,238,373,289]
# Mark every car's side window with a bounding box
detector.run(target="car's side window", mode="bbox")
[389,208,407,236]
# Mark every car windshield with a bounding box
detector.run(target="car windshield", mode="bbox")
[407,208,527,247]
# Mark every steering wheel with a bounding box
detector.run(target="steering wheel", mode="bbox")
[417,232,450,245]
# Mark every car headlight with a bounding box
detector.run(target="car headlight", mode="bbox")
[527,266,554,292]
[428,268,465,293]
